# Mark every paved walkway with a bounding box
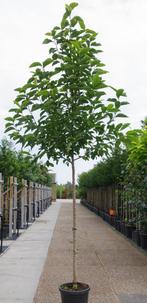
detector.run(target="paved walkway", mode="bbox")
[1,201,147,303]
[34,201,147,303]
[0,202,61,303]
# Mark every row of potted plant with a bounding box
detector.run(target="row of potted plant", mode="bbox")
[81,199,147,251]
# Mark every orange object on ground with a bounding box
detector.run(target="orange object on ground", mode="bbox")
[109,208,116,216]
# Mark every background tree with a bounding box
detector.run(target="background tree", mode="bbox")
[78,147,127,197]
[0,138,51,186]
[5,2,129,286]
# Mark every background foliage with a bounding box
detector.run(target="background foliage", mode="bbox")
[0,139,52,185]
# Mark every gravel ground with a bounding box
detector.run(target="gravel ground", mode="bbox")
[33,202,147,303]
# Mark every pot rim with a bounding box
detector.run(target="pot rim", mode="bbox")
[59,282,90,294]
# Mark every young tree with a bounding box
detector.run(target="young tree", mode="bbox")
[5,2,129,286]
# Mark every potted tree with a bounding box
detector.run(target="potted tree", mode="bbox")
[125,127,147,248]
[5,2,129,302]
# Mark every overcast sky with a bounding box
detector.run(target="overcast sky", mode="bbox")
[0,0,147,183]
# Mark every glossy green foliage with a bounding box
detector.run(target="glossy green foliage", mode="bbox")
[5,2,128,165]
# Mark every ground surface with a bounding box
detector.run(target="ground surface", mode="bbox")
[0,203,61,303]
[33,201,147,303]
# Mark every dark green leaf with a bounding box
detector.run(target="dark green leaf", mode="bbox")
[29,62,42,68]
[116,113,128,118]
[5,117,14,122]
[43,58,53,68]
[116,89,127,98]
[43,38,52,44]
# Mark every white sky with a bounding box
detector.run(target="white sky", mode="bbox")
[0,0,147,183]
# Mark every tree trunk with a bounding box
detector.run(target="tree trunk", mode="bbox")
[72,156,77,284]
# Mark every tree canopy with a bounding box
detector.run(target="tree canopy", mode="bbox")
[5,2,129,166]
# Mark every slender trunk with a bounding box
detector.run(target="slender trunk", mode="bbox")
[72,155,77,284]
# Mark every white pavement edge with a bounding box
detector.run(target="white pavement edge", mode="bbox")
[0,202,61,303]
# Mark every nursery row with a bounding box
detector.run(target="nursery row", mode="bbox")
[81,197,147,251]
[0,173,52,253]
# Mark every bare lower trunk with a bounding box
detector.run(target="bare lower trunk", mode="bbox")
[72,156,77,284]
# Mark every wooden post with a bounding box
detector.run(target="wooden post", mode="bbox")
[38,184,41,213]
[34,183,38,217]
[28,181,33,222]
[0,173,3,215]
[13,177,18,234]
[9,177,13,238]
[51,173,56,202]
[40,185,43,213]
[23,180,28,227]
[21,179,27,228]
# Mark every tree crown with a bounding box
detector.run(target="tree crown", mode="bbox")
[5,2,129,165]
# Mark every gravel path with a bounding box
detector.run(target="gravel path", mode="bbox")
[33,202,147,303]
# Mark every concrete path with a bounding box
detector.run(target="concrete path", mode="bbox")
[0,202,61,303]
[34,201,147,303]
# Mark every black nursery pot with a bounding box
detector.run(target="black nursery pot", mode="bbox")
[125,225,136,239]
[59,282,90,303]
[2,224,9,238]
[115,220,121,232]
[132,230,141,246]
[110,216,116,226]
[140,233,147,250]
[120,222,126,235]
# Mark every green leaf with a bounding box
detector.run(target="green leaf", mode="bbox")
[61,12,70,28]
[15,87,23,92]
[9,108,17,112]
[43,58,53,68]
[116,113,128,118]
[76,16,85,29]
[116,89,127,98]
[32,104,41,111]
[120,123,130,130]
[69,2,78,10]
[107,104,114,111]
[71,17,78,27]
[5,117,14,122]
[29,62,42,68]
[43,38,52,44]
[120,101,129,106]
[5,126,15,132]
[45,32,52,36]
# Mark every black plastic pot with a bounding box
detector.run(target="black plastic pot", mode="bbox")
[125,225,136,239]
[110,216,116,226]
[140,233,147,250]
[120,222,126,235]
[59,282,90,303]
[104,213,109,223]
[115,219,121,232]
[132,230,141,246]
[102,212,106,221]
[2,224,9,238]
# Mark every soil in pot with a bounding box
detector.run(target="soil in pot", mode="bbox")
[132,230,141,246]
[140,233,147,250]
[59,282,90,303]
